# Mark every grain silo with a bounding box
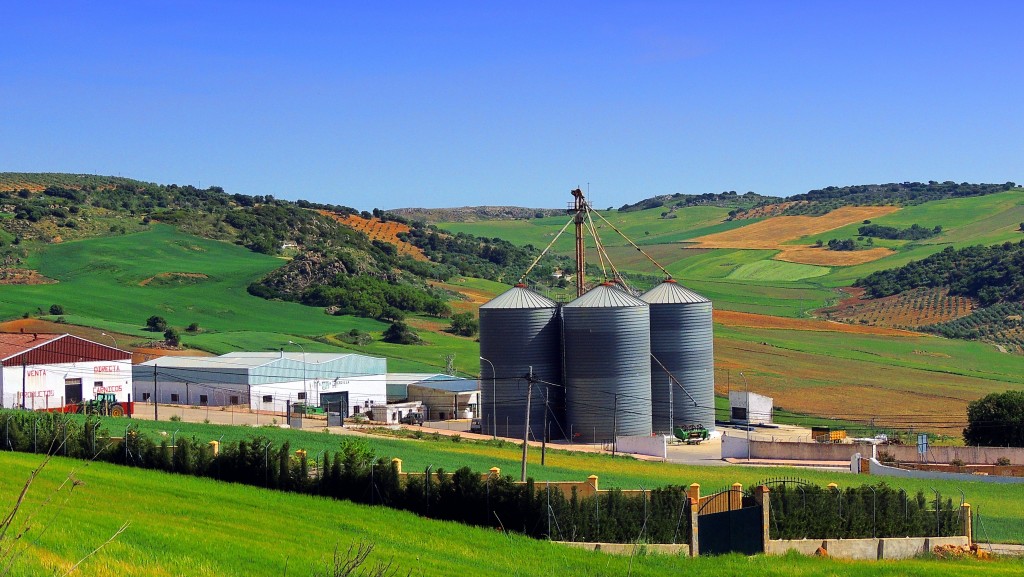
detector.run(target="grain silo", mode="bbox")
[562,283,652,443]
[640,280,715,432]
[478,284,563,440]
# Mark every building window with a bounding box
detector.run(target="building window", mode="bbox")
[297,392,306,400]
[263,395,273,403]
[229,395,239,405]
[170,394,180,403]
[199,395,208,405]
[142,393,151,402]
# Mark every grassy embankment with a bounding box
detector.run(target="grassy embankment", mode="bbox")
[5,452,1020,577]
[14,413,1021,543]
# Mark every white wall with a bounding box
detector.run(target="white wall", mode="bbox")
[1,359,133,409]
[616,435,668,459]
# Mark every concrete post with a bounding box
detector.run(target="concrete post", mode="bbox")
[689,495,700,556]
[392,458,402,474]
[962,503,972,544]
[754,485,770,547]
[587,475,599,497]
[208,440,219,457]
[730,483,743,510]
[687,483,701,504]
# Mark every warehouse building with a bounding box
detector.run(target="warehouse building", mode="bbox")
[1,333,132,409]
[133,351,386,415]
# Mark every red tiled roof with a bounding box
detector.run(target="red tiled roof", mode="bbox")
[0,333,63,361]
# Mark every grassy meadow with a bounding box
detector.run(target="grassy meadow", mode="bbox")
[4,452,1021,577]
[20,413,1021,543]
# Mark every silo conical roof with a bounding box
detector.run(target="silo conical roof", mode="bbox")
[639,279,710,304]
[564,283,647,308]
[480,284,557,309]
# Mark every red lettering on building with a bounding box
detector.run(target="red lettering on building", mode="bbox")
[93,385,123,394]
[26,369,47,377]
[94,365,121,373]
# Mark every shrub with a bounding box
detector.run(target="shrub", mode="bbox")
[878,450,897,464]
[996,457,1011,466]
[48,304,65,315]
[382,322,420,345]
[186,322,200,333]
[146,315,168,332]
[951,458,965,468]
[164,328,181,347]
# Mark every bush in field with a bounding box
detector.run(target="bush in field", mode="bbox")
[146,315,168,332]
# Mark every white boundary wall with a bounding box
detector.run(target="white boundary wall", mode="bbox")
[616,435,668,459]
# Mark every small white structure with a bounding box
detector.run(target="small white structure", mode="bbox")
[729,390,773,425]
[1,333,132,409]
[369,401,423,425]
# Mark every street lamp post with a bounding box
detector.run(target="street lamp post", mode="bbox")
[100,332,118,350]
[288,340,307,410]
[479,356,496,439]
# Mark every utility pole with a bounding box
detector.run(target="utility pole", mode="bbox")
[541,386,549,466]
[21,358,27,410]
[612,392,618,457]
[521,366,534,482]
[153,365,158,421]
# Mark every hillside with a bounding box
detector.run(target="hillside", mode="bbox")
[0,172,563,327]
[388,205,565,223]
[829,241,1024,351]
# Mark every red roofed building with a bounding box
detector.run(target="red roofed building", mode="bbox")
[1,333,132,409]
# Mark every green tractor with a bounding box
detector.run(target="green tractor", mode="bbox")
[79,393,128,417]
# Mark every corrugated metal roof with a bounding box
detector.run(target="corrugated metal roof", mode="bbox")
[137,355,268,369]
[480,285,557,309]
[639,280,710,304]
[564,284,648,308]
[1,333,130,366]
[0,333,63,361]
[409,377,480,392]
[222,351,372,364]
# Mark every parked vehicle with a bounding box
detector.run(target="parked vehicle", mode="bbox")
[469,418,482,434]
[674,424,709,445]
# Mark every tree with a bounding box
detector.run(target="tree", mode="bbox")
[186,322,200,333]
[49,304,65,315]
[146,315,168,332]
[448,312,479,337]
[814,239,823,247]
[963,391,1024,446]
[382,321,420,345]
[164,327,181,347]
[1019,222,1024,232]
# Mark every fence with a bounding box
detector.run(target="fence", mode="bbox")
[0,410,974,557]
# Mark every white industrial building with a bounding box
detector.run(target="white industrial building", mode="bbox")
[133,351,386,415]
[1,333,132,410]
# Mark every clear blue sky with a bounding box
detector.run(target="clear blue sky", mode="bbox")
[2,1,1021,210]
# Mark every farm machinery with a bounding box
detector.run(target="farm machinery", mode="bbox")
[674,424,709,445]
[42,393,134,417]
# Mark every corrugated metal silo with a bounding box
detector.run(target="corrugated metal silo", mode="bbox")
[563,283,652,443]
[478,284,563,440]
[640,280,715,432]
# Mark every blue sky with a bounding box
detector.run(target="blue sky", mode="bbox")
[2,1,1021,209]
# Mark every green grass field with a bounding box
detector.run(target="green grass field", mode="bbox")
[4,452,1020,577]
[726,260,831,282]
[13,413,1017,543]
